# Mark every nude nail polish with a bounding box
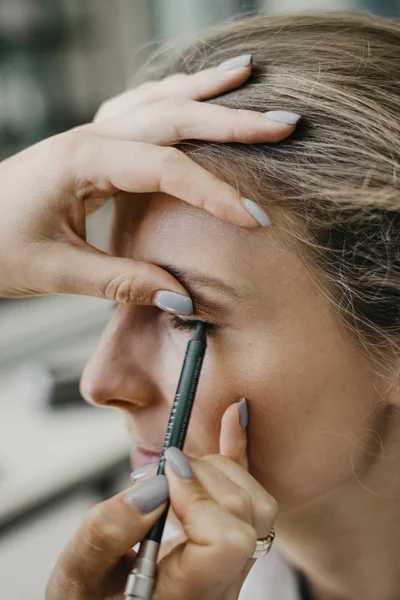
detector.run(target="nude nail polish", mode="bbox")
[265,110,302,125]
[124,475,169,513]
[130,462,158,482]
[154,291,193,316]
[218,54,252,71]
[165,447,193,479]
[243,199,272,227]
[239,397,248,429]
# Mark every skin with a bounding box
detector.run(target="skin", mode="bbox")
[2,53,399,599]
[81,193,400,600]
[0,63,289,304]
[2,64,289,600]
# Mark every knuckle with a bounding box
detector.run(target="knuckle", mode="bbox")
[265,496,279,520]
[154,99,184,140]
[189,487,214,507]
[156,97,187,112]
[158,148,186,186]
[103,274,130,302]
[44,130,81,163]
[160,146,184,169]
[256,497,279,528]
[230,108,247,141]
[184,493,216,527]
[156,98,189,134]
[133,80,161,104]
[93,98,112,122]
[83,503,118,553]
[104,274,135,304]
[223,523,257,556]
[93,87,151,121]
[103,268,150,305]
[221,490,251,520]
[53,130,94,171]
[202,187,234,220]
[155,556,194,600]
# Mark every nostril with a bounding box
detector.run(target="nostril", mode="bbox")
[79,378,134,410]
[80,344,160,410]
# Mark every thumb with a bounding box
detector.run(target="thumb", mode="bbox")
[45,240,193,313]
[52,476,169,589]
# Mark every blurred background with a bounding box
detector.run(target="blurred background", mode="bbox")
[0,0,398,597]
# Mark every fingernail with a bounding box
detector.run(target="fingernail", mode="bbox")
[264,111,302,125]
[163,72,188,80]
[165,447,193,480]
[218,54,252,71]
[124,475,169,513]
[238,397,248,429]
[130,462,158,483]
[154,291,193,316]
[243,199,272,227]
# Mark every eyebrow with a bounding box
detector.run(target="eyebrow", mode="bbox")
[158,264,244,300]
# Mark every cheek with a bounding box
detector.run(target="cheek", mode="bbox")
[150,317,380,513]
[235,329,381,511]
[148,325,231,456]
[183,331,250,457]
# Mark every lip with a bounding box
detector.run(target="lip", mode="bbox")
[131,446,162,470]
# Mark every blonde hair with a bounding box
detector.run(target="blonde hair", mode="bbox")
[144,13,400,377]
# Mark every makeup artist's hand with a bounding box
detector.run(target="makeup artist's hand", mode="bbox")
[46,400,278,600]
[154,400,278,600]
[0,56,299,308]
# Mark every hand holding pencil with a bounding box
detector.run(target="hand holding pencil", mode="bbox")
[46,400,278,600]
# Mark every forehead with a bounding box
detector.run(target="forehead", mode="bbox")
[112,193,277,289]
[111,192,315,308]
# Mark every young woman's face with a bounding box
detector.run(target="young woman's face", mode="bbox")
[81,192,385,511]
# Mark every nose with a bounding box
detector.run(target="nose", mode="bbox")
[80,305,162,410]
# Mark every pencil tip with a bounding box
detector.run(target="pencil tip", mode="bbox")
[191,322,207,341]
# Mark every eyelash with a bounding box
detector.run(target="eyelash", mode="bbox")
[170,315,215,333]
[109,304,216,334]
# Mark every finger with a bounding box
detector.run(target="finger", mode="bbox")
[130,462,159,483]
[88,99,299,146]
[58,476,168,585]
[190,457,254,525]
[218,398,278,529]
[200,453,279,538]
[219,398,248,469]
[93,57,253,121]
[150,58,254,102]
[69,132,268,228]
[41,239,192,309]
[159,533,187,562]
[156,448,257,600]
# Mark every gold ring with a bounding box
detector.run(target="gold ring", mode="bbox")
[249,528,275,558]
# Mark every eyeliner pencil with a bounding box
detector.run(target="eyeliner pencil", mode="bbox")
[124,321,208,599]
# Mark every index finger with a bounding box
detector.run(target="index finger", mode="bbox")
[94,54,254,121]
[58,476,168,578]
[69,132,272,228]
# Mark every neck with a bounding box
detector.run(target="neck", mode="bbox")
[276,414,400,600]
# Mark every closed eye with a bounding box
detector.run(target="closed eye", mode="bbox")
[170,315,215,333]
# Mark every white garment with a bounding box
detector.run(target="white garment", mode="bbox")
[239,543,301,599]
[163,521,301,599]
